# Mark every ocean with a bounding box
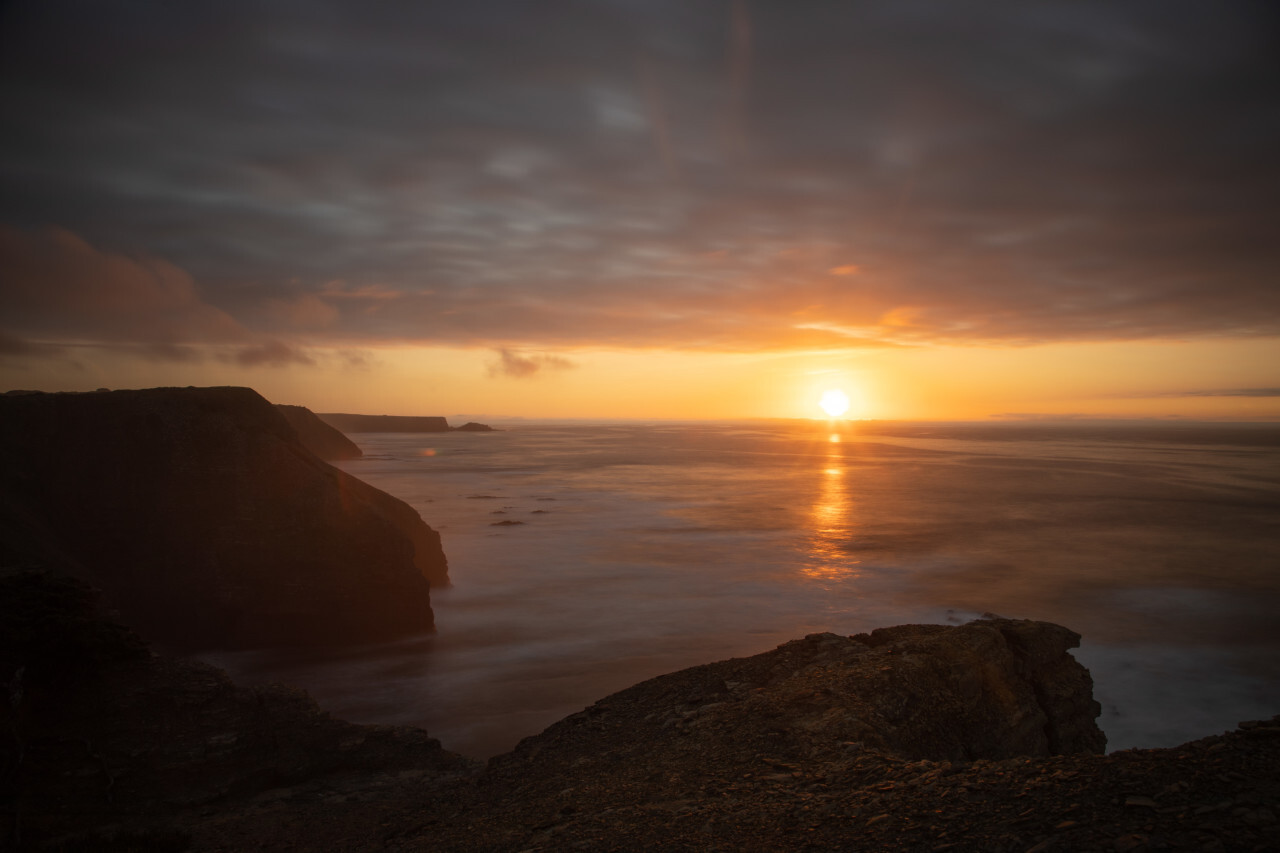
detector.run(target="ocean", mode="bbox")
[205,420,1280,759]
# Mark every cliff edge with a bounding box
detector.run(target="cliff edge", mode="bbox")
[0,387,448,650]
[275,403,363,460]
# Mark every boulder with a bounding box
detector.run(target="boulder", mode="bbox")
[0,387,448,650]
[275,403,363,460]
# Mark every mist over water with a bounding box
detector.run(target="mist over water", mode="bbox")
[206,421,1280,759]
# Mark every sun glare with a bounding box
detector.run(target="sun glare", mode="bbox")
[819,389,850,418]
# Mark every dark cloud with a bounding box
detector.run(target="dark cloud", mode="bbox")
[229,341,316,368]
[1166,388,1280,398]
[488,348,575,379]
[1,1,1278,352]
[134,342,204,363]
[0,331,60,359]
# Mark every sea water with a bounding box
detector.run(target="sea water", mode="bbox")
[206,420,1280,759]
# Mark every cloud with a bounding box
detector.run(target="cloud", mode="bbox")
[336,349,376,370]
[991,413,1137,422]
[1,2,1277,354]
[488,348,576,379]
[0,331,52,358]
[259,294,340,330]
[228,340,316,368]
[0,225,245,345]
[134,343,204,363]
[1161,388,1280,398]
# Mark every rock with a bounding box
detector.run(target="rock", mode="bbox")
[275,403,363,460]
[454,422,495,432]
[317,413,451,433]
[0,570,475,848]
[489,619,1105,801]
[0,387,448,650]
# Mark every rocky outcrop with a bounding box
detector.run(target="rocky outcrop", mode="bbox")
[275,403,363,460]
[318,413,451,433]
[0,387,448,651]
[488,620,1105,796]
[454,422,495,432]
[0,571,474,850]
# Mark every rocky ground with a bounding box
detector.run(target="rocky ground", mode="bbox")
[5,572,1277,852]
[178,717,1280,853]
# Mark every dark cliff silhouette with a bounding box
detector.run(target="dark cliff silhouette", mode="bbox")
[0,386,448,651]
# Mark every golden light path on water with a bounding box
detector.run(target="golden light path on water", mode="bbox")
[805,431,862,582]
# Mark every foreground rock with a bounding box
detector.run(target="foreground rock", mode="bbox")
[275,403,363,460]
[201,622,1279,853]
[0,387,447,650]
[0,571,475,850]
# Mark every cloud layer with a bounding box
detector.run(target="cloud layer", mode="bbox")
[2,0,1278,356]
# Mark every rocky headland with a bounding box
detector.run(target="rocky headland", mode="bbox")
[0,387,447,651]
[317,412,494,433]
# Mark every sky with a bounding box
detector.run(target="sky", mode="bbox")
[2,0,1278,420]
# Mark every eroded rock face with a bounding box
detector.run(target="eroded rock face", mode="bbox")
[0,387,448,650]
[275,403,363,460]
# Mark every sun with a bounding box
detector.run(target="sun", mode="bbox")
[819,389,850,418]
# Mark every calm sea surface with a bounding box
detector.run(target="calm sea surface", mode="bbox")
[206,420,1280,759]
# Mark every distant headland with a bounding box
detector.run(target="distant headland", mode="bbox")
[318,412,495,433]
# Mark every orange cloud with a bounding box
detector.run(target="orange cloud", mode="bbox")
[261,294,340,330]
[487,348,576,378]
[879,306,923,328]
[0,225,244,344]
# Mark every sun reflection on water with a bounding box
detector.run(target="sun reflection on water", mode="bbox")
[804,434,861,581]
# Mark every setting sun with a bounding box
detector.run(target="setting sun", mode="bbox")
[819,389,851,418]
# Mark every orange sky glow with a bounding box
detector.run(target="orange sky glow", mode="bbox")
[6,336,1278,422]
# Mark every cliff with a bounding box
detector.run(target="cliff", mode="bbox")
[2,575,1276,851]
[0,387,448,650]
[275,403,363,460]
[318,413,451,433]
